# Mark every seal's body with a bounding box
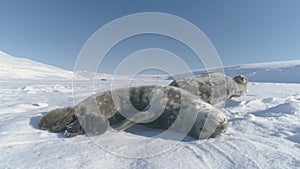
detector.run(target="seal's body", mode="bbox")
[169,72,248,104]
[39,85,228,139]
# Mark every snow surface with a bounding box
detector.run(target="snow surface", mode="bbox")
[0,52,300,168]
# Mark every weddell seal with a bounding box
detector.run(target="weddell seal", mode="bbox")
[39,85,228,139]
[169,72,248,105]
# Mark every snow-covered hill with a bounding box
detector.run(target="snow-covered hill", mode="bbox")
[0,53,300,168]
[0,51,74,80]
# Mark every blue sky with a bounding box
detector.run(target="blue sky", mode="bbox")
[1,0,300,73]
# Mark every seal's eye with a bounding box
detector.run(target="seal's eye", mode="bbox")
[240,76,248,85]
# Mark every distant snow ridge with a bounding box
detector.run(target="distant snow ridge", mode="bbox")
[225,60,300,83]
[0,50,74,80]
[169,60,300,83]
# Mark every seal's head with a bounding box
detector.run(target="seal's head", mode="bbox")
[231,75,248,98]
[38,107,76,133]
[233,75,248,85]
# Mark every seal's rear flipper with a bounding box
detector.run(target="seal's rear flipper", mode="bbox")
[64,112,109,137]
[39,107,76,133]
[64,118,85,137]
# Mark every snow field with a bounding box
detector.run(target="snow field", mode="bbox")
[0,51,299,168]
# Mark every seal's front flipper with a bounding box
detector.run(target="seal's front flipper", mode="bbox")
[114,120,137,132]
[113,110,159,132]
